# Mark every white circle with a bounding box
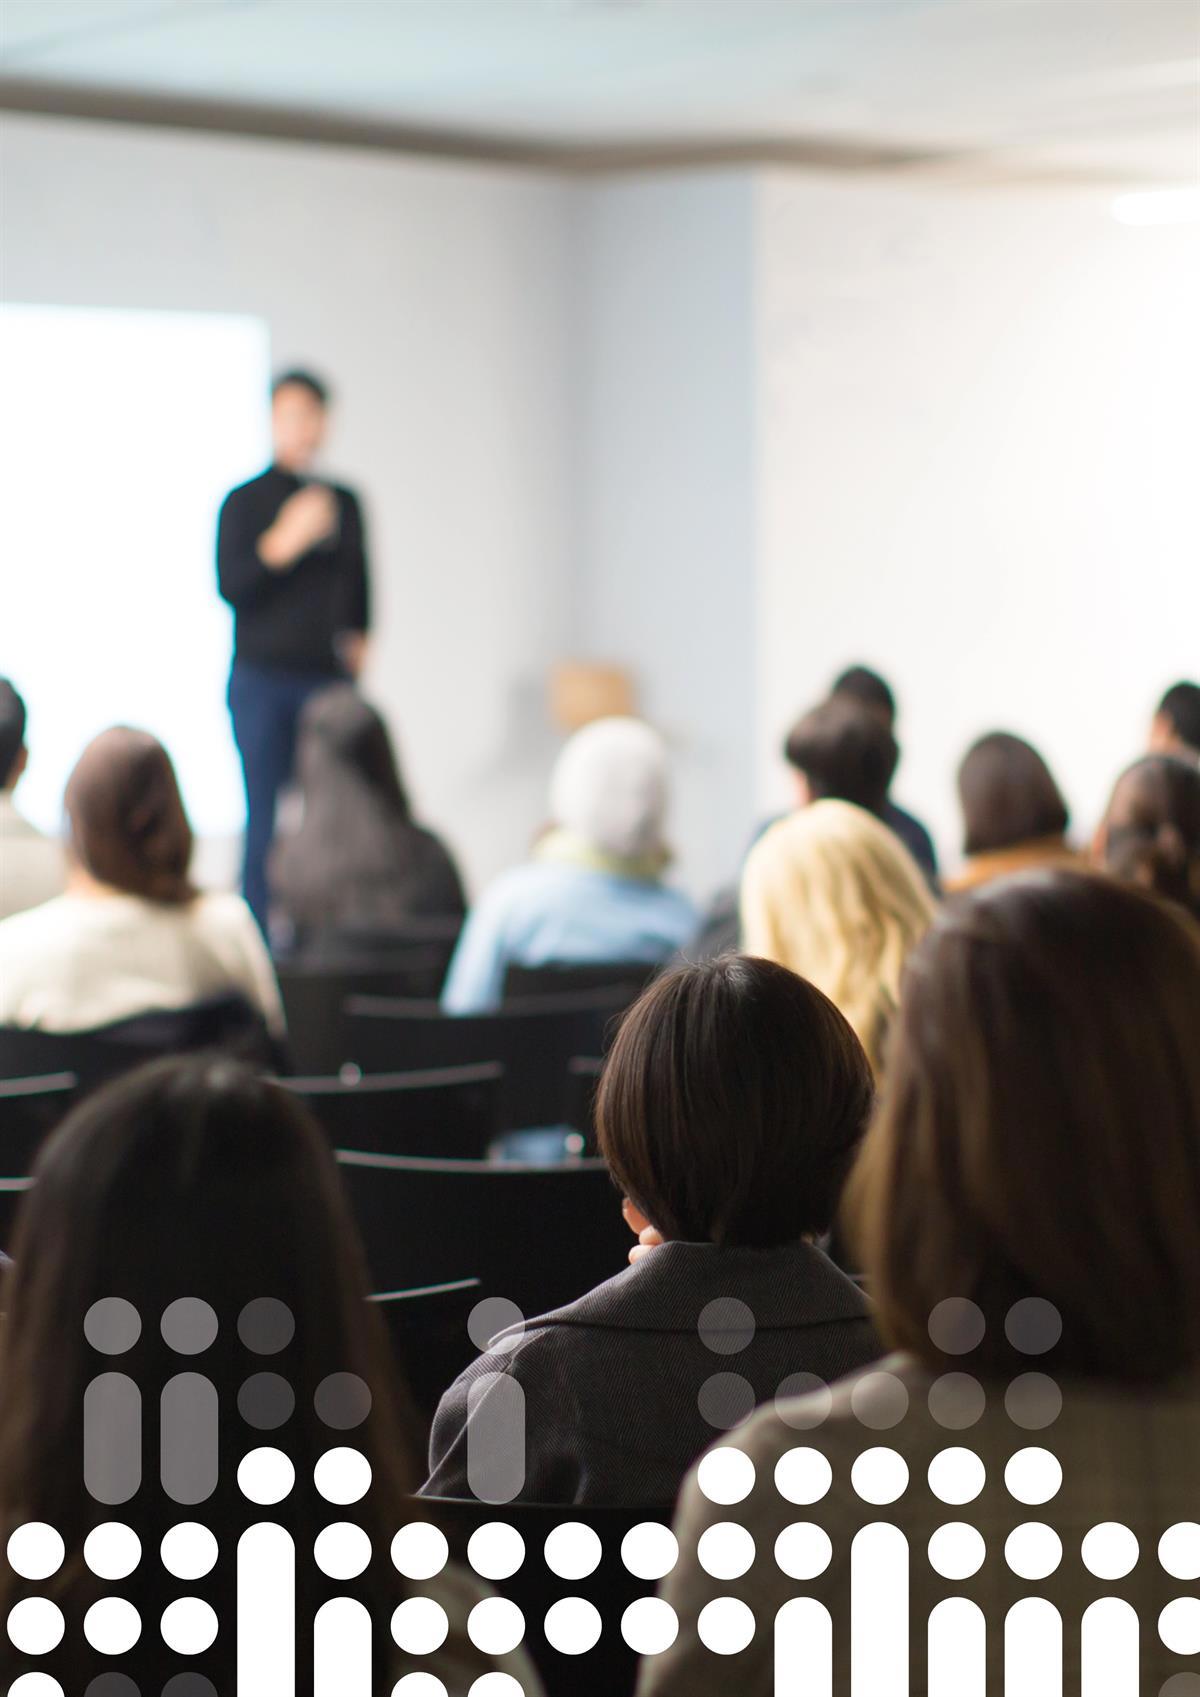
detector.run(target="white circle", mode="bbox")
[160,1522,218,1581]
[6,1598,65,1655]
[160,1597,218,1655]
[83,1522,141,1581]
[7,1679,65,1696]
[1160,1523,1200,1581]
[314,1446,372,1505]
[238,1446,295,1505]
[316,1522,373,1581]
[697,1597,756,1656]
[622,1597,679,1656]
[391,1677,449,1697]
[544,1521,602,1581]
[391,1597,450,1656]
[928,1447,986,1505]
[466,1679,526,1697]
[774,1446,832,1506]
[1005,1522,1062,1582]
[1004,1446,1062,1506]
[697,1522,756,1581]
[697,1447,756,1505]
[850,1447,909,1506]
[1082,1522,1139,1581]
[467,1522,525,1582]
[391,1522,449,1581]
[83,1597,141,1655]
[621,1521,678,1581]
[544,1597,602,1656]
[774,1522,832,1580]
[1160,1598,1200,1657]
[467,1597,525,1658]
[928,1522,986,1581]
[5,1524,64,1582]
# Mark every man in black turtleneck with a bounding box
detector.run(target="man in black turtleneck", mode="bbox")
[217,368,370,932]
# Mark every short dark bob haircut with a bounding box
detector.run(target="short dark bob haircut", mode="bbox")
[785,696,899,816]
[958,730,1069,857]
[596,954,874,1247]
[64,725,195,904]
[845,870,1200,1380]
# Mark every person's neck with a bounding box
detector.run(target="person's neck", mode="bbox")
[65,864,122,901]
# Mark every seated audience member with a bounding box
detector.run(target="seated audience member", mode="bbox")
[441,716,696,1014]
[1150,679,1200,761]
[830,663,939,879]
[641,872,1200,1697]
[0,1057,541,1691]
[946,729,1079,890]
[424,956,880,1506]
[741,799,935,1075]
[0,726,283,1036]
[270,684,465,954]
[1095,753,1200,919]
[0,677,65,920]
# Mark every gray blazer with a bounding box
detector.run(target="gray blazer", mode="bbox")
[422,1239,880,1506]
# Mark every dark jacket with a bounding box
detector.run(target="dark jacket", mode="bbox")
[423,1239,880,1506]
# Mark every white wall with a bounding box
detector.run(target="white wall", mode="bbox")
[756,169,1200,869]
[0,112,575,894]
[571,172,757,898]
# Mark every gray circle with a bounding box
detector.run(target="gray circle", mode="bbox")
[85,1678,140,1697]
[929,1373,986,1430]
[237,1298,295,1354]
[1005,1298,1062,1356]
[850,1371,910,1430]
[775,1373,832,1429]
[698,1297,755,1355]
[468,1297,524,1353]
[928,1298,985,1356]
[162,1680,219,1697]
[238,1372,295,1431]
[161,1297,218,1355]
[697,1372,756,1431]
[314,1372,373,1430]
[84,1297,141,1355]
[1005,1372,1063,1430]
[1159,1678,1200,1696]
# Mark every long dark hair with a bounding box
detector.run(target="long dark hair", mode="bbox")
[0,1056,416,1683]
[1100,754,1200,920]
[270,685,464,935]
[846,871,1200,1379]
[64,726,195,903]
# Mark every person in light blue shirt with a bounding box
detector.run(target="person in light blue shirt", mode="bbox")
[442,717,697,1014]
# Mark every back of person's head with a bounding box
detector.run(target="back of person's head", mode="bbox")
[1153,680,1200,758]
[0,676,27,788]
[740,798,936,1074]
[294,684,410,816]
[830,664,896,729]
[1098,754,1200,920]
[785,696,899,814]
[847,871,1200,1380]
[597,955,874,1248]
[0,1057,412,1617]
[64,726,194,903]
[957,730,1069,857]
[549,715,669,864]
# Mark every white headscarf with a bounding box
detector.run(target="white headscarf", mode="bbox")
[547,717,670,867]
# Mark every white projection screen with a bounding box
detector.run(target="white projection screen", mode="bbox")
[0,302,271,852]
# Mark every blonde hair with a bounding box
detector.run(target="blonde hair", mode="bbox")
[740,799,936,1074]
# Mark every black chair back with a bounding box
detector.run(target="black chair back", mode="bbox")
[335,1150,627,1319]
[340,989,630,1128]
[418,1496,674,1697]
[285,1063,502,1160]
[0,1072,77,1177]
[0,1176,35,1253]
[370,1277,482,1422]
[276,949,459,1073]
[502,958,658,1005]
[0,994,277,1089]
